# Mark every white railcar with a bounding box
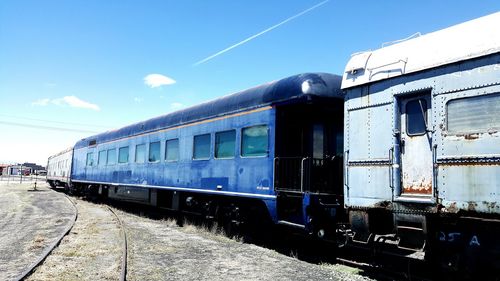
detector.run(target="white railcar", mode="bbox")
[46,147,73,188]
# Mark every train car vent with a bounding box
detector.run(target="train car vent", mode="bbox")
[89,140,97,146]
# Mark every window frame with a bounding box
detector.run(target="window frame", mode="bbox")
[446,92,500,135]
[214,129,236,159]
[118,146,129,164]
[165,138,180,162]
[98,150,107,166]
[148,141,161,163]
[193,133,211,160]
[86,152,94,166]
[135,143,146,163]
[241,124,269,158]
[405,98,428,137]
[107,148,117,165]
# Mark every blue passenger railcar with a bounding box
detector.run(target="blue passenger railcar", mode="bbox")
[341,13,500,274]
[72,73,344,236]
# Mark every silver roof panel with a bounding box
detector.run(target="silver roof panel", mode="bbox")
[341,12,500,89]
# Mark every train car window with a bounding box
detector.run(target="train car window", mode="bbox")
[118,146,129,163]
[241,125,268,157]
[447,93,500,134]
[98,150,107,165]
[149,141,161,162]
[86,152,94,166]
[165,139,179,161]
[135,144,146,163]
[406,99,427,136]
[313,124,324,159]
[107,149,117,165]
[194,134,211,160]
[215,130,236,159]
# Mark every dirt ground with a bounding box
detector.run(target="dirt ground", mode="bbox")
[27,198,123,281]
[0,181,75,281]
[1,180,373,281]
[121,210,374,281]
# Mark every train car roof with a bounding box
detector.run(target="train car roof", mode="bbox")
[47,147,73,160]
[75,72,342,149]
[341,12,500,89]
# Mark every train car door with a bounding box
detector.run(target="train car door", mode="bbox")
[399,93,433,197]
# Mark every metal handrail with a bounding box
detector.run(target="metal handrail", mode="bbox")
[300,157,308,193]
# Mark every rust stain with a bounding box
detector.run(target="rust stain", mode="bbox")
[442,201,499,214]
[463,134,479,140]
[467,202,478,212]
[445,202,458,213]
[403,182,432,194]
[482,201,498,212]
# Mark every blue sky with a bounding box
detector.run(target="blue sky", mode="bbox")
[0,1,499,165]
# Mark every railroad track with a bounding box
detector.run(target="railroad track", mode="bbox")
[106,206,128,281]
[16,189,129,281]
[49,191,434,281]
[15,192,78,281]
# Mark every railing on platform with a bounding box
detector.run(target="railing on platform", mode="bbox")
[274,156,341,193]
[0,174,46,182]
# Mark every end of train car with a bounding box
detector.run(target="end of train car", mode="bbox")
[70,73,345,238]
[46,147,74,189]
[341,12,500,275]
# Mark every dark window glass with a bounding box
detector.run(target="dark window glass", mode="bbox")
[165,139,179,161]
[312,124,324,159]
[194,134,211,160]
[107,149,116,165]
[135,144,146,163]
[86,152,94,166]
[242,125,268,157]
[215,130,236,159]
[98,150,107,165]
[447,93,500,134]
[406,99,427,136]
[118,146,129,163]
[149,141,161,162]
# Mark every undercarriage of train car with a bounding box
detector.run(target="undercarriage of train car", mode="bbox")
[274,99,345,240]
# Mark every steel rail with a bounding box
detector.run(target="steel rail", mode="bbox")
[107,206,128,281]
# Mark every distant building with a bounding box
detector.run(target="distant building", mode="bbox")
[0,164,8,175]
[4,163,45,176]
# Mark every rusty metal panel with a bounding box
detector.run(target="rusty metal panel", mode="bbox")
[439,165,500,214]
[344,49,500,213]
[437,87,500,158]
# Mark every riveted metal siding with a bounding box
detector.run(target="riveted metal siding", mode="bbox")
[345,52,500,214]
[345,85,394,207]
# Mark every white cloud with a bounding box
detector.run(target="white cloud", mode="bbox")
[52,96,100,111]
[32,98,51,106]
[144,74,176,88]
[32,96,100,111]
[134,97,143,103]
[170,102,184,110]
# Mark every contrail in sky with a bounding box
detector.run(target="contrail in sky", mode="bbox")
[193,0,330,66]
